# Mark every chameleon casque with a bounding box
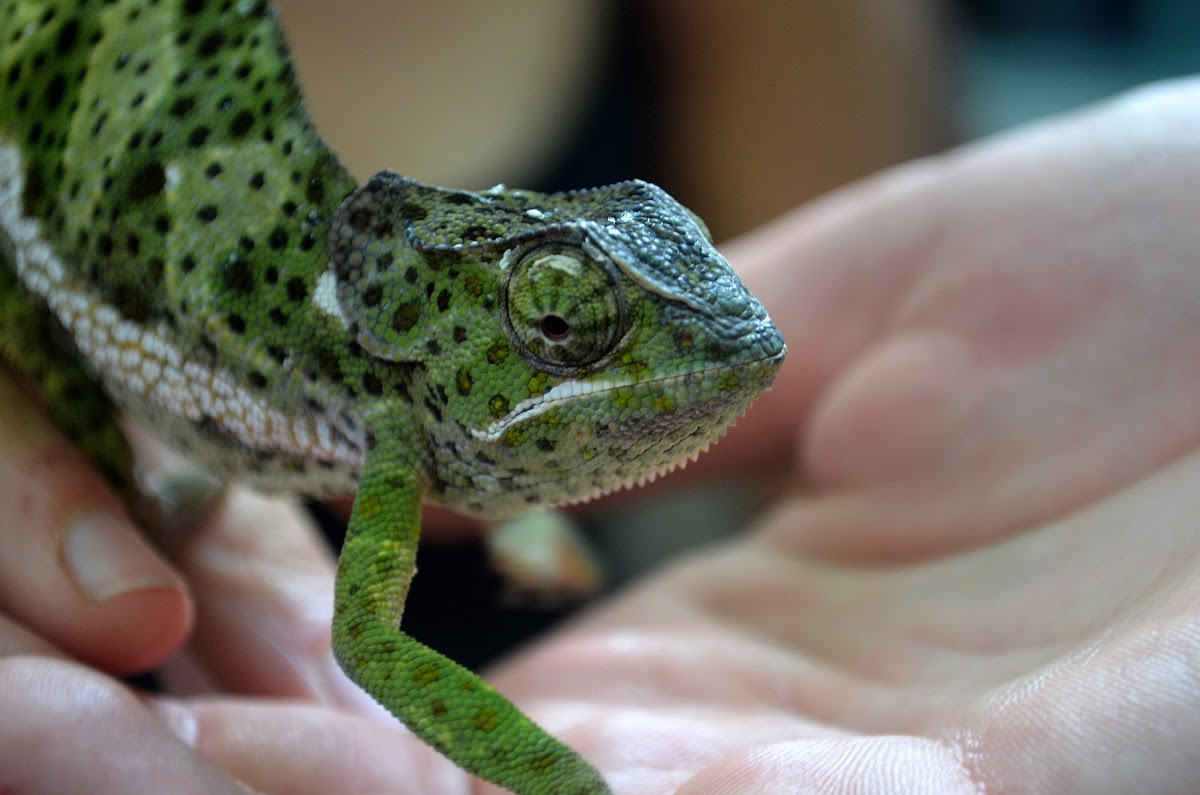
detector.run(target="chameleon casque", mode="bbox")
[0,1,786,793]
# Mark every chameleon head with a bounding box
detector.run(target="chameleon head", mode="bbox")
[329,171,785,517]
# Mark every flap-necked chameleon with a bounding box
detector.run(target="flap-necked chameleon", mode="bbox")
[0,2,786,793]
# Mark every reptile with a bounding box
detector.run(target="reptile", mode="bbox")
[0,2,786,793]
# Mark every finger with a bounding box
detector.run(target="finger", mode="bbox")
[180,697,460,795]
[0,612,62,658]
[676,736,979,795]
[0,372,190,674]
[164,487,387,718]
[0,657,244,795]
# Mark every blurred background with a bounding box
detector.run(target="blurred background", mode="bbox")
[278,0,1200,668]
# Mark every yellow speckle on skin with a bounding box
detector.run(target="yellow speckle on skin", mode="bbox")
[473,707,501,732]
[358,494,383,519]
[653,395,676,413]
[413,663,441,686]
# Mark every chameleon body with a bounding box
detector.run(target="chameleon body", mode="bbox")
[0,2,785,793]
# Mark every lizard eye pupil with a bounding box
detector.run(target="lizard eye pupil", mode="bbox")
[539,314,571,341]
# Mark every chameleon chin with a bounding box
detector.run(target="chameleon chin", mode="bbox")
[0,2,785,793]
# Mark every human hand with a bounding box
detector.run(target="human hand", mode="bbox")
[486,78,1200,793]
[0,371,461,793]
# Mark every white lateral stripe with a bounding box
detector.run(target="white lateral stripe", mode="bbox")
[0,139,360,468]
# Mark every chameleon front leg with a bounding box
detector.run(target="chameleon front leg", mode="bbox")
[332,429,611,795]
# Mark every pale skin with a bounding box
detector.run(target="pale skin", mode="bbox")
[3,77,1200,793]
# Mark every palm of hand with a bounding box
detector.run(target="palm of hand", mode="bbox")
[492,83,1200,794]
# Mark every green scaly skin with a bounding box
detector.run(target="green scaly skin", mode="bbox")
[0,2,786,793]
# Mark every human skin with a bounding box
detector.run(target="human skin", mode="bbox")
[2,77,1199,793]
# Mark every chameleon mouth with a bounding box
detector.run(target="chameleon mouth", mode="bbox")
[466,353,779,443]
[564,404,746,507]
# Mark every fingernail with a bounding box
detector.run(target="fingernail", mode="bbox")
[62,509,182,602]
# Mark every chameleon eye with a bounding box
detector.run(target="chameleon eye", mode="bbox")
[502,246,626,372]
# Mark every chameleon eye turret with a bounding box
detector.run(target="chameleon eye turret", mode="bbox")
[501,243,628,373]
[0,3,784,794]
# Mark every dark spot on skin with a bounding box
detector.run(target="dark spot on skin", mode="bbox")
[264,266,278,284]
[43,73,66,110]
[127,161,164,201]
[188,126,210,147]
[362,284,383,307]
[154,215,170,233]
[315,347,342,381]
[229,110,253,138]
[281,200,297,216]
[486,342,508,365]
[460,224,488,242]
[181,254,196,273]
[286,277,307,302]
[426,339,441,356]
[535,438,555,453]
[196,31,224,58]
[268,345,287,363]
[228,313,245,333]
[222,257,254,294]
[436,384,448,404]
[269,307,288,327]
[348,208,370,232]
[55,18,79,53]
[204,162,222,179]
[306,178,324,204]
[196,205,218,223]
[363,372,383,396]
[239,235,255,253]
[488,395,510,418]
[268,227,288,249]
[455,369,472,396]
[452,326,467,344]
[391,302,420,334]
[249,172,265,189]
[399,200,428,222]
[249,371,267,389]
[170,96,195,117]
[403,266,418,284]
[436,288,450,312]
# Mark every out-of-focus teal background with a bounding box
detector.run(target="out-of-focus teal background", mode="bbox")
[962,0,1200,134]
